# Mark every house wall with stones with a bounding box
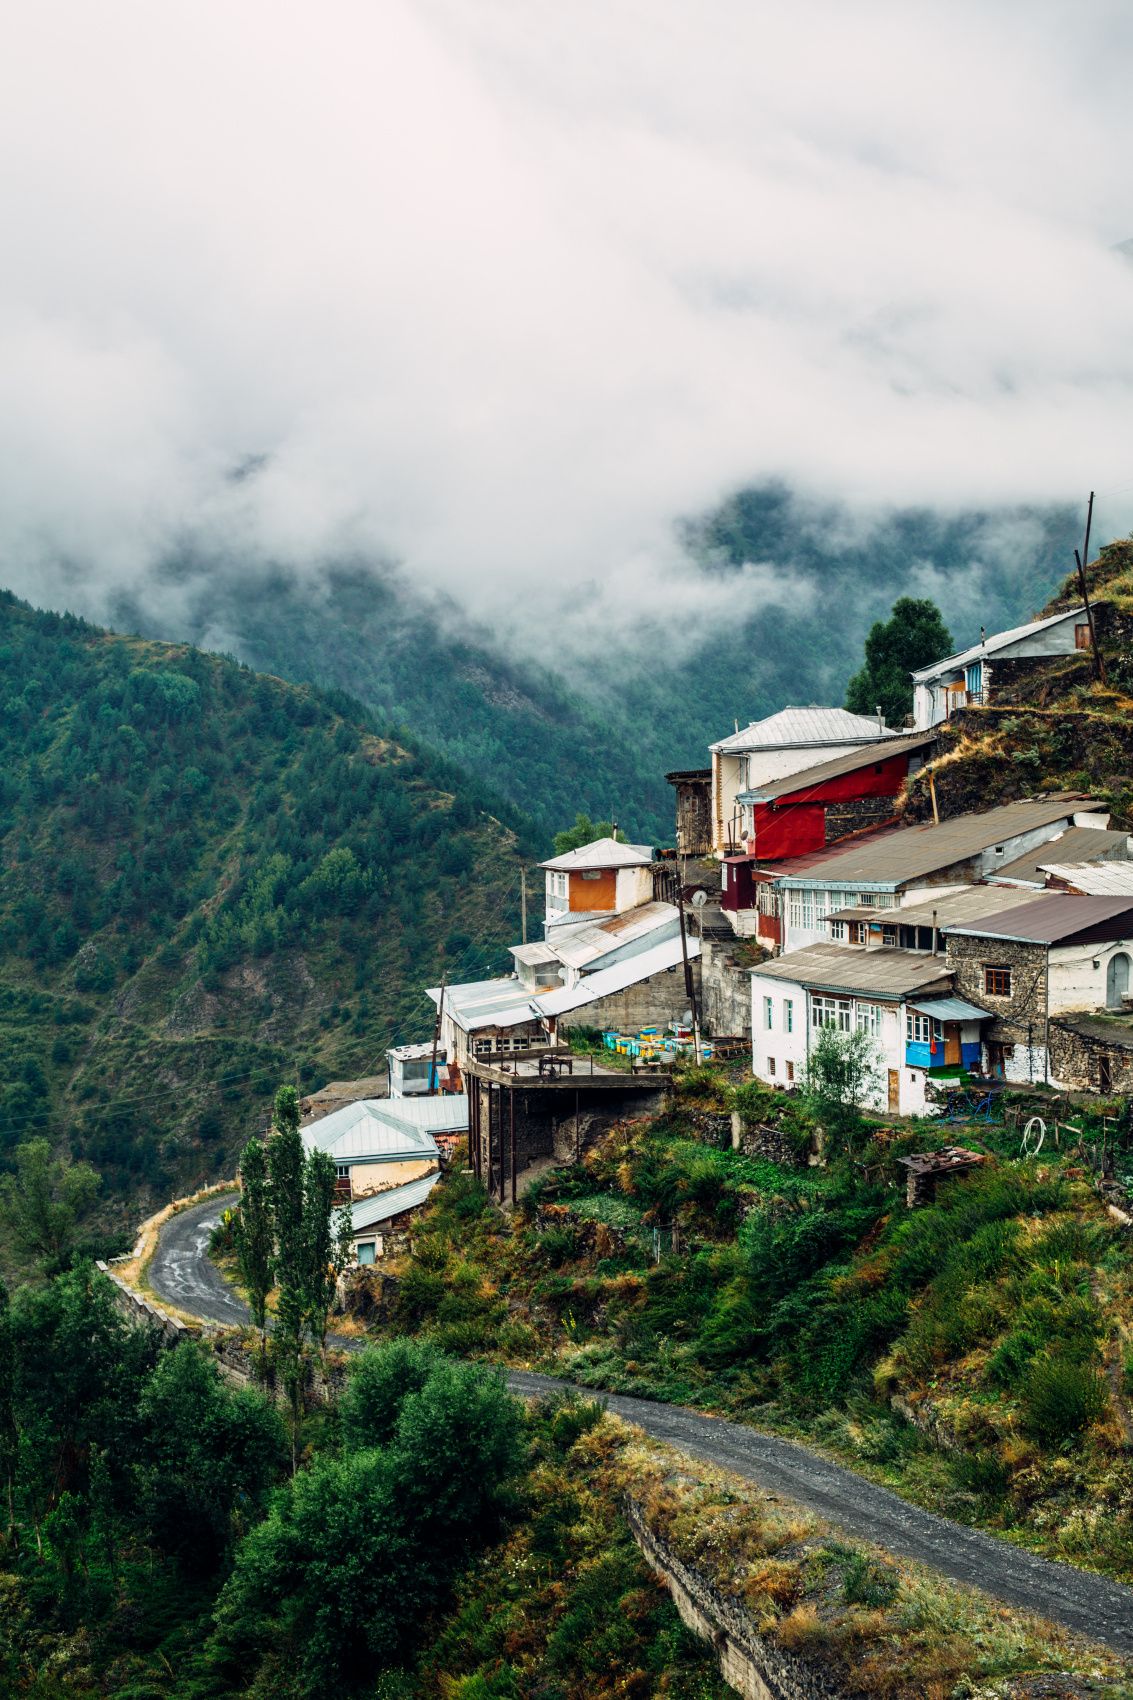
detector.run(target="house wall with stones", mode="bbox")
[946,934,1049,1082]
[1048,1019,1133,1094]
[557,962,700,1039]
[822,793,902,845]
[699,936,753,1039]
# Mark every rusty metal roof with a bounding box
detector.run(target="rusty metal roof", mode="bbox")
[778,797,1104,889]
[741,732,936,803]
[751,944,951,998]
[944,893,1133,945]
[989,827,1132,885]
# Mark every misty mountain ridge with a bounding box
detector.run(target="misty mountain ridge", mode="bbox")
[92,484,1081,844]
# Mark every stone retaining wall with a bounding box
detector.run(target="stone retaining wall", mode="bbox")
[96,1261,201,1344]
[624,1499,847,1700]
[732,1115,808,1167]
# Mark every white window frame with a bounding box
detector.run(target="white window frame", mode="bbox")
[855,1003,884,1037]
[784,999,794,1034]
[812,995,852,1032]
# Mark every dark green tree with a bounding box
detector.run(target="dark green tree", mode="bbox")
[0,1140,100,1272]
[551,813,625,856]
[233,1135,274,1365]
[0,1280,16,1544]
[844,597,953,729]
[266,1085,306,1468]
[300,1148,341,1356]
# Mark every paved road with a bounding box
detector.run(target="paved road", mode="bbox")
[149,1199,1133,1654]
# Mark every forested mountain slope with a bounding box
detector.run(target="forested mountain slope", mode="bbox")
[104,487,1082,844]
[0,592,530,1214]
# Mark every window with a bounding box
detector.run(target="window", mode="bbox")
[856,1003,883,1036]
[763,996,773,1029]
[851,922,867,945]
[906,1013,943,1045]
[356,1241,376,1265]
[881,924,897,947]
[336,1163,350,1179]
[812,996,852,1032]
[767,1056,776,1075]
[830,920,847,941]
[785,1060,795,1082]
[784,999,794,1033]
[984,966,1012,997]
[581,869,602,880]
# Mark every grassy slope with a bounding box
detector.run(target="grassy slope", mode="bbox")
[0,592,531,1235]
[374,1075,1133,1587]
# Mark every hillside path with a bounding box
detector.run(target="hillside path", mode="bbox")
[149,1198,1133,1654]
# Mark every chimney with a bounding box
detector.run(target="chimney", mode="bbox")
[734,718,739,734]
[931,909,938,956]
[876,704,884,733]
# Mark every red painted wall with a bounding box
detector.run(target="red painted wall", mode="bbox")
[751,802,826,859]
[776,750,910,804]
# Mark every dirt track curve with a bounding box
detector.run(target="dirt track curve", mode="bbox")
[149,1196,1133,1654]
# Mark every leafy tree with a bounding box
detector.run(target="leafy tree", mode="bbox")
[845,597,953,728]
[135,1342,286,1575]
[803,1025,882,1150]
[552,813,626,856]
[233,1135,274,1365]
[267,1086,306,1467]
[0,1140,100,1272]
[300,1148,342,1355]
[339,1339,443,1451]
[0,1280,16,1543]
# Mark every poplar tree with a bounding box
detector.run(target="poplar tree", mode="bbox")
[233,1135,273,1367]
[266,1085,306,1469]
[301,1149,342,1356]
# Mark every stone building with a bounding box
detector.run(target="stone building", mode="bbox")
[944,894,1133,1085]
[911,605,1092,730]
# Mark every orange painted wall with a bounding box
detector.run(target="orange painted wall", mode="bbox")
[568,868,616,910]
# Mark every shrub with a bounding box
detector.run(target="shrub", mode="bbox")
[1018,1354,1108,1443]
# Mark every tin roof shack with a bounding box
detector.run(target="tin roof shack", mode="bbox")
[666,768,712,857]
[532,931,700,1037]
[911,605,1091,731]
[709,706,898,855]
[898,1147,985,1208]
[1037,859,1133,895]
[351,1174,442,1264]
[541,837,654,924]
[824,884,1059,952]
[386,1041,447,1099]
[777,796,1107,952]
[1047,1012,1133,1096]
[426,978,549,1071]
[464,1049,670,1204]
[944,895,1133,1087]
[750,944,966,1117]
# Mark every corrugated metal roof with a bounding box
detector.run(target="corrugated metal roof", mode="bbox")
[907,995,991,1022]
[944,894,1133,945]
[740,732,936,803]
[1039,861,1133,894]
[532,934,699,1016]
[876,886,1059,929]
[426,979,541,1032]
[751,944,952,997]
[386,1040,439,1062]
[711,706,897,755]
[547,902,678,970]
[508,942,562,966]
[539,837,653,871]
[351,1172,441,1234]
[779,798,1103,889]
[302,1100,443,1162]
[990,827,1132,885]
[911,606,1086,682]
[377,1096,468,1135]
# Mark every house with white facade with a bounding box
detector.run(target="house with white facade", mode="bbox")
[750,944,985,1115]
[709,706,898,855]
[776,796,1108,953]
[540,837,654,924]
[911,606,1090,731]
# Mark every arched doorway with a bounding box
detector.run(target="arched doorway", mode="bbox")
[1106,952,1131,1009]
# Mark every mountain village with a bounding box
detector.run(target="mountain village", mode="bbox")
[309,588,1133,1267]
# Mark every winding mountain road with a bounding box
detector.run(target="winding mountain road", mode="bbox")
[149,1197,1133,1655]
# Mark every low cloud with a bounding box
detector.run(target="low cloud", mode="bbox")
[2,1,1133,664]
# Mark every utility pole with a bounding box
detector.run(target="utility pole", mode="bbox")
[677,890,702,1065]
[428,979,445,1096]
[520,868,527,946]
[1074,490,1106,686]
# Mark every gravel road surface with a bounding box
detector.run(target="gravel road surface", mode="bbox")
[149,1199,1133,1653]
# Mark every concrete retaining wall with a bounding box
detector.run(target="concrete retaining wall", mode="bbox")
[96,1261,200,1344]
[624,1499,847,1700]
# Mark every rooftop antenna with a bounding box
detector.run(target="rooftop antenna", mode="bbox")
[1073,489,1106,686]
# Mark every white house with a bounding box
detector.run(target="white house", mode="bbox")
[386,1040,447,1098]
[709,706,897,855]
[540,837,654,925]
[776,797,1107,952]
[911,606,1090,731]
[750,945,987,1116]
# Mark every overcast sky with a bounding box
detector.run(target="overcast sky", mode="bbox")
[3,0,1133,656]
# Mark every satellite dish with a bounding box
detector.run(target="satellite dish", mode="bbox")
[690,889,708,908]
[682,1009,693,1027]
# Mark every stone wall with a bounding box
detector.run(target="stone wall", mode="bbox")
[1049,1020,1133,1094]
[823,794,899,845]
[700,936,753,1039]
[624,1499,847,1700]
[97,1262,197,1345]
[558,962,701,1038]
[946,935,1048,1064]
[732,1115,808,1166]
[667,772,713,857]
